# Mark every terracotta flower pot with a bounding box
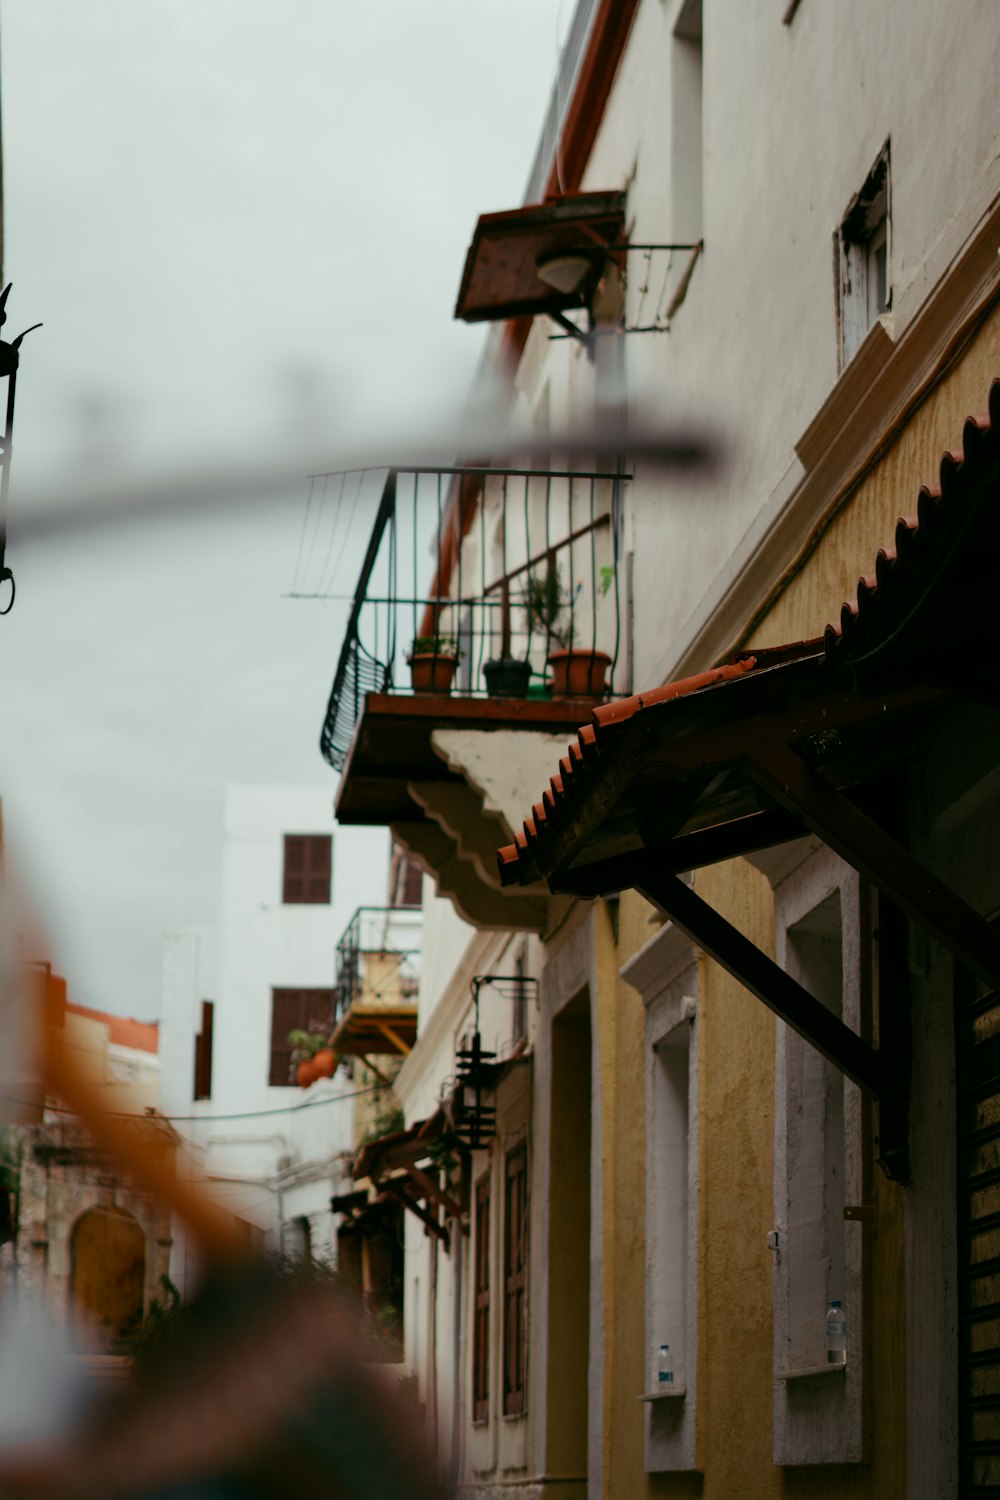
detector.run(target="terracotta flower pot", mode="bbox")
[313,1048,337,1080]
[408,652,458,694]
[297,1058,320,1089]
[547,648,611,699]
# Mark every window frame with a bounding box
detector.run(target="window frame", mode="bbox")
[621,920,700,1473]
[472,1168,491,1423]
[502,1142,528,1417]
[764,840,866,1466]
[837,142,891,370]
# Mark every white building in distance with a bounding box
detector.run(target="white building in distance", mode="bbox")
[159,785,389,1288]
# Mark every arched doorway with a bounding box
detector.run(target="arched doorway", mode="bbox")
[70,1206,145,1351]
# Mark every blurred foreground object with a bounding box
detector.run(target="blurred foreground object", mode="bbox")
[0,1264,444,1500]
[0,938,448,1499]
[0,283,42,616]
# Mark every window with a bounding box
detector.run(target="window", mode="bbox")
[766,842,864,1466]
[503,1144,528,1416]
[838,143,890,367]
[512,946,528,1046]
[620,921,699,1472]
[282,834,332,904]
[671,0,703,242]
[268,988,335,1086]
[473,1170,491,1422]
[193,999,214,1101]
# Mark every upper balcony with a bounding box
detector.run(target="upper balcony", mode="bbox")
[320,463,629,930]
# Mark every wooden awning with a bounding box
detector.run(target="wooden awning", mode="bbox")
[454,190,625,324]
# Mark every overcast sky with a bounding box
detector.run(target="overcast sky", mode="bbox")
[0,1,572,1019]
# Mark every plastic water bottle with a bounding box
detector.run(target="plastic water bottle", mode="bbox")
[657,1343,674,1388]
[826,1300,847,1365]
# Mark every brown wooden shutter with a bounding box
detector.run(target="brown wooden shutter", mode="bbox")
[473,1171,491,1421]
[193,1000,214,1101]
[956,944,1000,1492]
[269,988,335,1085]
[503,1144,528,1416]
[401,859,423,908]
[283,835,332,904]
[305,835,332,903]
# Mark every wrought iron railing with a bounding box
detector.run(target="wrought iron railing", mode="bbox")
[319,464,628,769]
[333,905,421,1026]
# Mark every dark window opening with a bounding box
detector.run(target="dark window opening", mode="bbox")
[283,834,332,904]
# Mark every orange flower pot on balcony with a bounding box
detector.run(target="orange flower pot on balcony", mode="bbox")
[547,648,611,699]
[297,1058,320,1089]
[408,651,458,694]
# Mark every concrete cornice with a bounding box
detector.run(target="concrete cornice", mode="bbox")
[620,919,696,1006]
[744,836,822,892]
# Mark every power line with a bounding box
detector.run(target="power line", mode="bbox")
[1,1074,396,1126]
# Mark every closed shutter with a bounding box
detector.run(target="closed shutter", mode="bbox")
[957,957,1000,1495]
[283,835,332,904]
[503,1144,528,1416]
[269,988,335,1086]
[473,1171,491,1421]
[193,1000,214,1101]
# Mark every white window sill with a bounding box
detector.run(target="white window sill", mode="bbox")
[776,1363,846,1381]
[637,1385,687,1402]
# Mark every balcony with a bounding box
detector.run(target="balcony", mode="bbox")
[331,905,421,1062]
[320,464,628,930]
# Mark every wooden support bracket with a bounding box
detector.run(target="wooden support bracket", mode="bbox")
[633,861,883,1098]
[374,1020,412,1056]
[405,1163,466,1224]
[382,1176,450,1249]
[745,747,1000,991]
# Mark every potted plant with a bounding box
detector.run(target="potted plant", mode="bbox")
[288,1026,339,1089]
[407,634,460,694]
[522,562,611,699]
[483,655,532,697]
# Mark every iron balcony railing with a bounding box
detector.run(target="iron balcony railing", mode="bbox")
[319,464,629,769]
[333,905,421,1026]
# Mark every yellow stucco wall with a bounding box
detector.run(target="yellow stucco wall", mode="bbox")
[587,300,1000,1498]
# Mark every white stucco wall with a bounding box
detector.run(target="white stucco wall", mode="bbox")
[159,785,389,1259]
[505,0,1000,693]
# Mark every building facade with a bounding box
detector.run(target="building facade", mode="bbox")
[323,2,1000,1497]
[159,785,389,1285]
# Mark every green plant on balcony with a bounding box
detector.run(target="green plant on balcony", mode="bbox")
[407,633,461,694]
[522,561,611,698]
[522,561,573,647]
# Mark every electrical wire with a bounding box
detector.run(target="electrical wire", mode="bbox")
[290,475,316,593]
[1,1074,395,1125]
